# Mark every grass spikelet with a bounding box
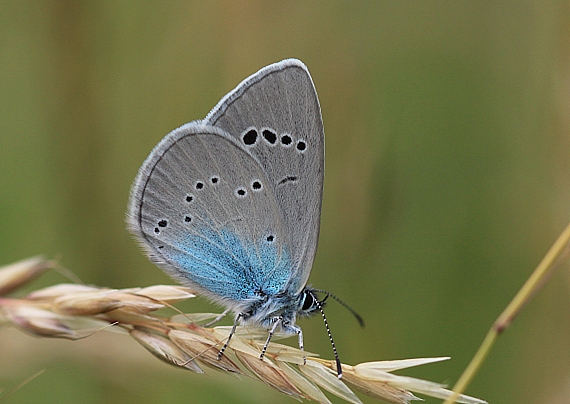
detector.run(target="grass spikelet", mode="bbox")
[130,327,204,373]
[235,350,304,397]
[0,257,487,404]
[0,256,54,296]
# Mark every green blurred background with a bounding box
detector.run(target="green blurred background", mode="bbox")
[1,2,569,403]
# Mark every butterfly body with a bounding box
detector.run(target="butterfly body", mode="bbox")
[128,59,348,375]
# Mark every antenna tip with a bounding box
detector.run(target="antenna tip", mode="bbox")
[336,358,343,379]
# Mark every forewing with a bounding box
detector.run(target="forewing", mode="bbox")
[204,59,324,293]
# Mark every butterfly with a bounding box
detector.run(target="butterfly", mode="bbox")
[127,59,362,378]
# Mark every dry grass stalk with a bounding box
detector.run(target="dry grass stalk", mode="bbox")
[0,257,487,404]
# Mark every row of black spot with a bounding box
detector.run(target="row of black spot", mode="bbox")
[153,177,265,235]
[242,127,306,152]
[153,214,191,235]
[192,175,219,193]
[185,177,264,200]
[234,179,263,198]
[154,216,276,246]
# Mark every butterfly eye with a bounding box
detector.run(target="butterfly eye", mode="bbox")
[301,291,317,311]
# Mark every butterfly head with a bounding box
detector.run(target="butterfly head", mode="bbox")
[298,287,326,318]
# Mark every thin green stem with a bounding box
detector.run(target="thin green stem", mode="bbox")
[443,221,570,404]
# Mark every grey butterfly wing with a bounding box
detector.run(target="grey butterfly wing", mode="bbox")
[204,59,324,294]
[127,123,292,307]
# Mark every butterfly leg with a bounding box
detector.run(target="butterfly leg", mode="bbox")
[282,322,306,365]
[296,326,306,365]
[270,317,307,365]
[259,316,282,360]
[204,308,230,327]
[217,313,242,360]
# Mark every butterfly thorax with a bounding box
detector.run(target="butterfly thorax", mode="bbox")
[238,287,321,333]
